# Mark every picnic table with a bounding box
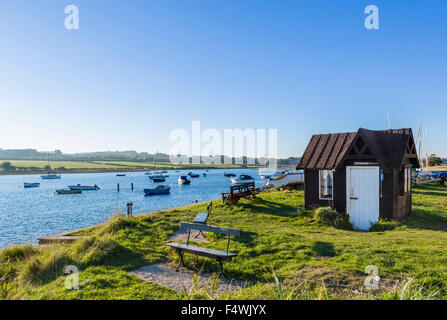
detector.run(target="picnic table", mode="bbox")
[221,182,256,205]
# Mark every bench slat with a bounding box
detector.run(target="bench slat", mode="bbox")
[193,212,209,224]
[167,243,237,261]
[180,222,241,236]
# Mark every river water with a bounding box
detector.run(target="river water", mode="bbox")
[0,168,266,248]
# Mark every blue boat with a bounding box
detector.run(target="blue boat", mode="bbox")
[188,172,200,178]
[223,172,236,177]
[144,185,171,195]
[24,182,40,188]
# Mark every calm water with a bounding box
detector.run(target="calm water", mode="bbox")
[0,169,265,248]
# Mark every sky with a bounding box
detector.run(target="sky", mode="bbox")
[0,0,446,158]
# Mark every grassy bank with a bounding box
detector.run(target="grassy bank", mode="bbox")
[0,160,260,176]
[1,183,447,300]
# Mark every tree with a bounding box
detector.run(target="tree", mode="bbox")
[428,154,442,166]
[43,164,52,171]
[1,162,15,172]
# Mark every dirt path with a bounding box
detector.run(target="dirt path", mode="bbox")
[130,262,248,297]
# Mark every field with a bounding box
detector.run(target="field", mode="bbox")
[1,183,447,300]
[0,160,254,174]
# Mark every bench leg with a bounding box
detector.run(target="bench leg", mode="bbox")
[194,230,206,239]
[175,250,185,272]
[217,258,224,275]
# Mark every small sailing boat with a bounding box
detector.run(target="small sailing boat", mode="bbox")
[178,176,191,185]
[149,151,167,182]
[116,174,126,177]
[41,152,61,179]
[144,185,171,195]
[24,182,40,188]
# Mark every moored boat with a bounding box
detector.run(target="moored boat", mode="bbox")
[24,182,40,188]
[152,176,166,183]
[188,172,200,178]
[144,185,171,195]
[224,172,236,177]
[55,189,83,194]
[68,184,100,191]
[178,176,191,185]
[116,174,126,177]
[231,174,255,184]
[41,174,61,180]
[41,153,61,179]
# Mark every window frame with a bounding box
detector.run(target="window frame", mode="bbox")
[404,168,411,193]
[319,169,334,200]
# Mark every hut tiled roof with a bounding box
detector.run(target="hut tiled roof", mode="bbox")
[296,128,419,170]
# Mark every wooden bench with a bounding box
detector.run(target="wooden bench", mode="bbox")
[221,182,256,205]
[167,222,241,273]
[192,201,213,238]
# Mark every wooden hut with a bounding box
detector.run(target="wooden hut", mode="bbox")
[296,128,420,230]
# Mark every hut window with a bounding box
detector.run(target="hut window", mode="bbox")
[319,170,333,200]
[404,168,411,193]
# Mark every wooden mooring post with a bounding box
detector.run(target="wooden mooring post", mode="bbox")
[117,183,120,192]
[131,182,134,191]
[127,202,133,217]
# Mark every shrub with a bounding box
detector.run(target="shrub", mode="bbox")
[295,207,308,218]
[369,220,400,232]
[314,207,353,230]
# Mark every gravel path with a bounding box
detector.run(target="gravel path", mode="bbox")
[130,262,248,296]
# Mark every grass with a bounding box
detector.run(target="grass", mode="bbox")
[1,183,447,300]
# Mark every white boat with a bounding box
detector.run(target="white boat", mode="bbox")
[24,182,40,188]
[231,175,255,184]
[68,184,100,191]
[264,171,304,188]
[178,176,191,185]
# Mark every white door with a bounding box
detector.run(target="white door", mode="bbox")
[346,166,379,231]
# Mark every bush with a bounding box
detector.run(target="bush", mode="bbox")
[295,207,308,218]
[369,219,400,232]
[314,207,353,230]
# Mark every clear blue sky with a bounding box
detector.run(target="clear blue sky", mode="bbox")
[0,0,445,157]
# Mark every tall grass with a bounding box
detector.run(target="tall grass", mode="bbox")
[377,278,441,300]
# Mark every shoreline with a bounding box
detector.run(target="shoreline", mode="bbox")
[38,198,218,244]
[0,166,266,176]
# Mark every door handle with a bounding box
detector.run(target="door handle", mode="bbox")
[350,197,358,200]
